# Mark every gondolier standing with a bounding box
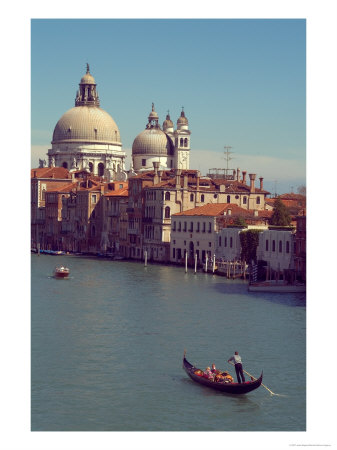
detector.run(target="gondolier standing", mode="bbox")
[228,351,245,383]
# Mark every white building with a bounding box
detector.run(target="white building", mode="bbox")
[132,104,191,172]
[47,65,126,181]
[256,229,294,271]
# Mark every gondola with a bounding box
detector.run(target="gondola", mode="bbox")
[183,354,263,395]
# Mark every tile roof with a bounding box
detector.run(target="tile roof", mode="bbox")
[31,167,70,179]
[104,187,128,197]
[173,203,251,217]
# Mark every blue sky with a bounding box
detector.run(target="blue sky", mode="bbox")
[31,19,306,194]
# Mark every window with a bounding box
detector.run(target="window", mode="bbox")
[98,162,104,177]
[172,221,176,231]
[62,161,68,169]
[224,237,227,247]
[89,162,93,172]
[184,138,188,147]
[243,196,247,204]
[190,193,194,202]
[201,194,205,202]
[265,239,269,251]
[189,222,194,232]
[92,194,97,204]
[196,222,200,232]
[257,196,261,204]
[180,138,184,147]
[272,240,276,252]
[230,237,233,248]
[227,195,230,203]
[183,221,187,232]
[202,222,206,233]
[178,222,181,232]
[209,242,212,247]
[286,241,290,253]
[165,206,170,219]
[165,191,170,201]
[142,159,146,167]
[208,222,212,233]
[279,241,282,253]
[219,236,222,246]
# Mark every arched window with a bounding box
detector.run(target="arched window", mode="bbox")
[227,195,230,203]
[201,194,205,202]
[165,192,170,201]
[184,138,188,147]
[272,240,276,252]
[62,161,68,169]
[165,206,170,219]
[98,163,104,177]
[190,193,194,201]
[89,162,93,172]
[180,138,184,147]
[286,241,290,253]
[279,241,283,253]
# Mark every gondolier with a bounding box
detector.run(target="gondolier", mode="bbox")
[228,351,245,383]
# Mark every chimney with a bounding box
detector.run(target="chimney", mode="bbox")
[227,209,232,216]
[242,171,247,184]
[175,169,182,188]
[249,174,256,193]
[254,210,258,217]
[196,170,200,191]
[237,168,240,181]
[259,177,264,190]
[153,161,160,184]
[101,184,105,195]
[158,170,162,183]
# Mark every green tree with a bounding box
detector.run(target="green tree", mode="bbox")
[233,216,247,227]
[239,229,261,263]
[270,197,292,226]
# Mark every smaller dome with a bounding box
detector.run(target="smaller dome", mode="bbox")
[80,64,96,85]
[163,113,173,129]
[177,110,188,125]
[148,102,159,120]
[132,128,174,156]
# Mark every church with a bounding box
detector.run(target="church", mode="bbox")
[44,66,191,178]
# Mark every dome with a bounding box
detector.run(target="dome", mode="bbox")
[52,106,121,144]
[177,113,188,125]
[80,72,96,85]
[132,128,174,156]
[163,113,173,129]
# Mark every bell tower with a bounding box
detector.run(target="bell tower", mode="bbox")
[75,63,100,107]
[174,107,191,169]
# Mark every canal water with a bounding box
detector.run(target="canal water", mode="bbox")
[31,254,306,433]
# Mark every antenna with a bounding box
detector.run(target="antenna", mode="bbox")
[224,145,233,171]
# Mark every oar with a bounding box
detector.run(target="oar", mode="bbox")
[228,361,285,397]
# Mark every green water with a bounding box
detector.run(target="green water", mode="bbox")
[31,254,306,431]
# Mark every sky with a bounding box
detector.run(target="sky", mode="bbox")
[2,1,337,450]
[31,18,306,195]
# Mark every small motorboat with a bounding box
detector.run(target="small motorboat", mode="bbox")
[54,266,70,278]
[183,353,263,395]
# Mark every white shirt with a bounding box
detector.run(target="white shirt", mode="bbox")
[229,354,242,364]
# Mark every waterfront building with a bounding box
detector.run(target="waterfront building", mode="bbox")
[256,228,295,272]
[102,182,128,255]
[294,215,306,282]
[31,167,72,249]
[47,65,126,181]
[132,104,191,172]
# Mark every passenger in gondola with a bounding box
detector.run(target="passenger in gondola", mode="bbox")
[203,367,214,380]
[211,363,218,374]
[221,371,234,383]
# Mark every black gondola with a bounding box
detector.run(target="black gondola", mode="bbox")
[183,354,263,395]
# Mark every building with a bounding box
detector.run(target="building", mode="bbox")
[132,104,191,172]
[294,215,306,282]
[47,65,126,181]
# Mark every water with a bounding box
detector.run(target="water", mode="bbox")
[31,254,306,431]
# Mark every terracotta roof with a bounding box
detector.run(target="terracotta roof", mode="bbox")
[45,182,77,193]
[173,203,250,217]
[31,167,70,179]
[104,187,128,197]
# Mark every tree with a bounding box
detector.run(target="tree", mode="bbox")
[240,230,261,263]
[233,216,247,227]
[270,197,292,226]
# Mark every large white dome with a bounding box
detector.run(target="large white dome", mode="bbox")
[132,128,174,156]
[52,106,121,145]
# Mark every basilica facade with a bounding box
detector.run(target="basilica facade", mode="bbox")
[47,65,127,181]
[45,66,191,180]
